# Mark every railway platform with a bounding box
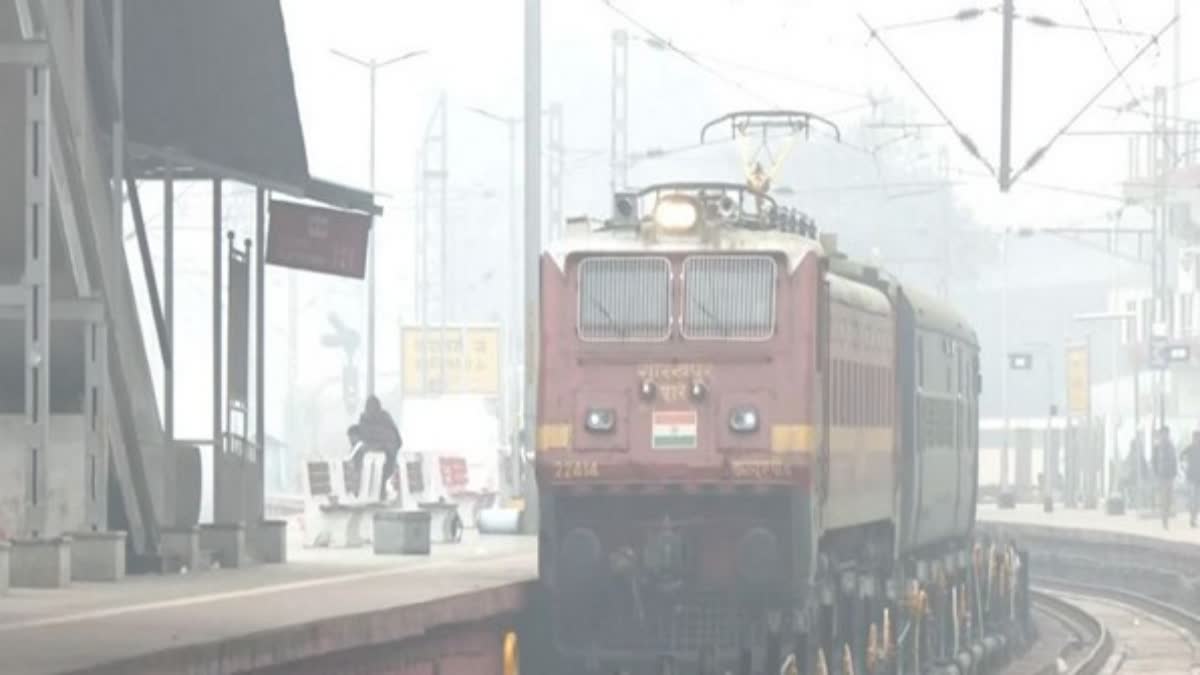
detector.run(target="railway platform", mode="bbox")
[978,502,1200,547]
[0,533,536,675]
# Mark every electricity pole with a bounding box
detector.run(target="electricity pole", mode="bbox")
[523,0,542,530]
[466,106,521,478]
[330,48,428,396]
[998,0,1014,191]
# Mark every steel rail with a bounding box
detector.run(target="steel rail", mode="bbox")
[1029,588,1113,675]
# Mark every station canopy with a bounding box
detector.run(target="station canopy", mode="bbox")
[88,0,379,216]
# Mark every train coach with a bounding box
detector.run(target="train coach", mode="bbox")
[529,114,1018,675]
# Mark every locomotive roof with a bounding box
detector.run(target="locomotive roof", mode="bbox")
[903,285,978,346]
[545,227,824,272]
[828,255,976,345]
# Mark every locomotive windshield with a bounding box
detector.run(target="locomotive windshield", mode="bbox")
[576,254,778,341]
[577,256,672,341]
[681,255,776,340]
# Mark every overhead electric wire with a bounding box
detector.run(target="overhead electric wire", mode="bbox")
[874,6,995,32]
[632,38,871,101]
[600,0,783,109]
[859,14,996,177]
[1015,11,1150,38]
[1076,0,1145,113]
[953,166,1141,205]
[1009,15,1176,187]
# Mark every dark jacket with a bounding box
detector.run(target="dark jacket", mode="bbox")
[357,407,401,453]
[1183,442,1200,483]
[1154,439,1178,480]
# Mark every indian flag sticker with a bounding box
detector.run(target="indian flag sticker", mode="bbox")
[652,410,698,449]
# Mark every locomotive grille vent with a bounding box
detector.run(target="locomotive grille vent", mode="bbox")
[577,256,672,341]
[682,255,777,340]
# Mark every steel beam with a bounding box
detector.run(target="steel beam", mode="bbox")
[84,319,110,529]
[522,0,542,530]
[213,180,224,461]
[0,40,48,65]
[25,54,52,535]
[164,165,174,444]
[255,186,267,523]
[126,178,170,365]
[610,30,629,192]
[547,102,563,243]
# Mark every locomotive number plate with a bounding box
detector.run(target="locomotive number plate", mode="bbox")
[552,460,600,480]
[730,461,794,479]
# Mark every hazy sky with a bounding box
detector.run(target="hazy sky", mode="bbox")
[283,0,1187,232]
[152,1,1198,442]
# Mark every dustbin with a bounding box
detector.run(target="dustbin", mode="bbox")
[373,510,430,555]
[419,502,464,544]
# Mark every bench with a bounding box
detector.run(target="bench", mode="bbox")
[432,456,497,530]
[302,451,395,548]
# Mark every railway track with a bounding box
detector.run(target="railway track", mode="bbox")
[1030,578,1200,674]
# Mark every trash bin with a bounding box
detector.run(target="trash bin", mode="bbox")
[373,510,430,555]
[419,502,463,544]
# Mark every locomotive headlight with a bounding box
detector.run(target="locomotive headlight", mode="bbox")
[652,196,699,232]
[584,408,616,433]
[729,406,759,433]
[639,379,657,401]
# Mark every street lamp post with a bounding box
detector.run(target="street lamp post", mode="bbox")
[331,47,429,397]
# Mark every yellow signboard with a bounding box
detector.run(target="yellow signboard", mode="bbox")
[1065,344,1090,417]
[402,325,501,395]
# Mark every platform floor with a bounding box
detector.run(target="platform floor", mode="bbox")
[0,533,536,675]
[978,502,1200,545]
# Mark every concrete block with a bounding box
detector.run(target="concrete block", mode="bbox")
[69,530,126,581]
[250,520,287,564]
[374,510,430,555]
[160,526,201,573]
[0,540,9,594]
[199,522,247,569]
[11,536,71,588]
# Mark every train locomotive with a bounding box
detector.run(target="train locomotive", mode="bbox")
[532,112,1012,675]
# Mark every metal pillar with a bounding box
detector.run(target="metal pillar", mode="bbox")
[254,187,266,522]
[24,45,52,535]
[610,29,629,192]
[213,180,224,462]
[111,0,124,274]
[523,0,542,528]
[998,0,1014,191]
[417,94,448,392]
[367,64,377,397]
[164,166,174,443]
[439,95,448,389]
[506,117,519,469]
[84,318,109,529]
[1000,229,1010,491]
[1152,86,1169,430]
[547,102,564,243]
[285,270,298,452]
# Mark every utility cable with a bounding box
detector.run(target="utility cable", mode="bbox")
[1077,0,1145,114]
[600,0,783,109]
[1009,15,1177,187]
[859,14,996,177]
[875,6,995,32]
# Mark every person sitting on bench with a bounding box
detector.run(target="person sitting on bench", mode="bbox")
[347,395,403,502]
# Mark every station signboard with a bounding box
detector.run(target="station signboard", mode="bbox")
[266,200,370,279]
[401,325,501,395]
[1065,343,1090,417]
